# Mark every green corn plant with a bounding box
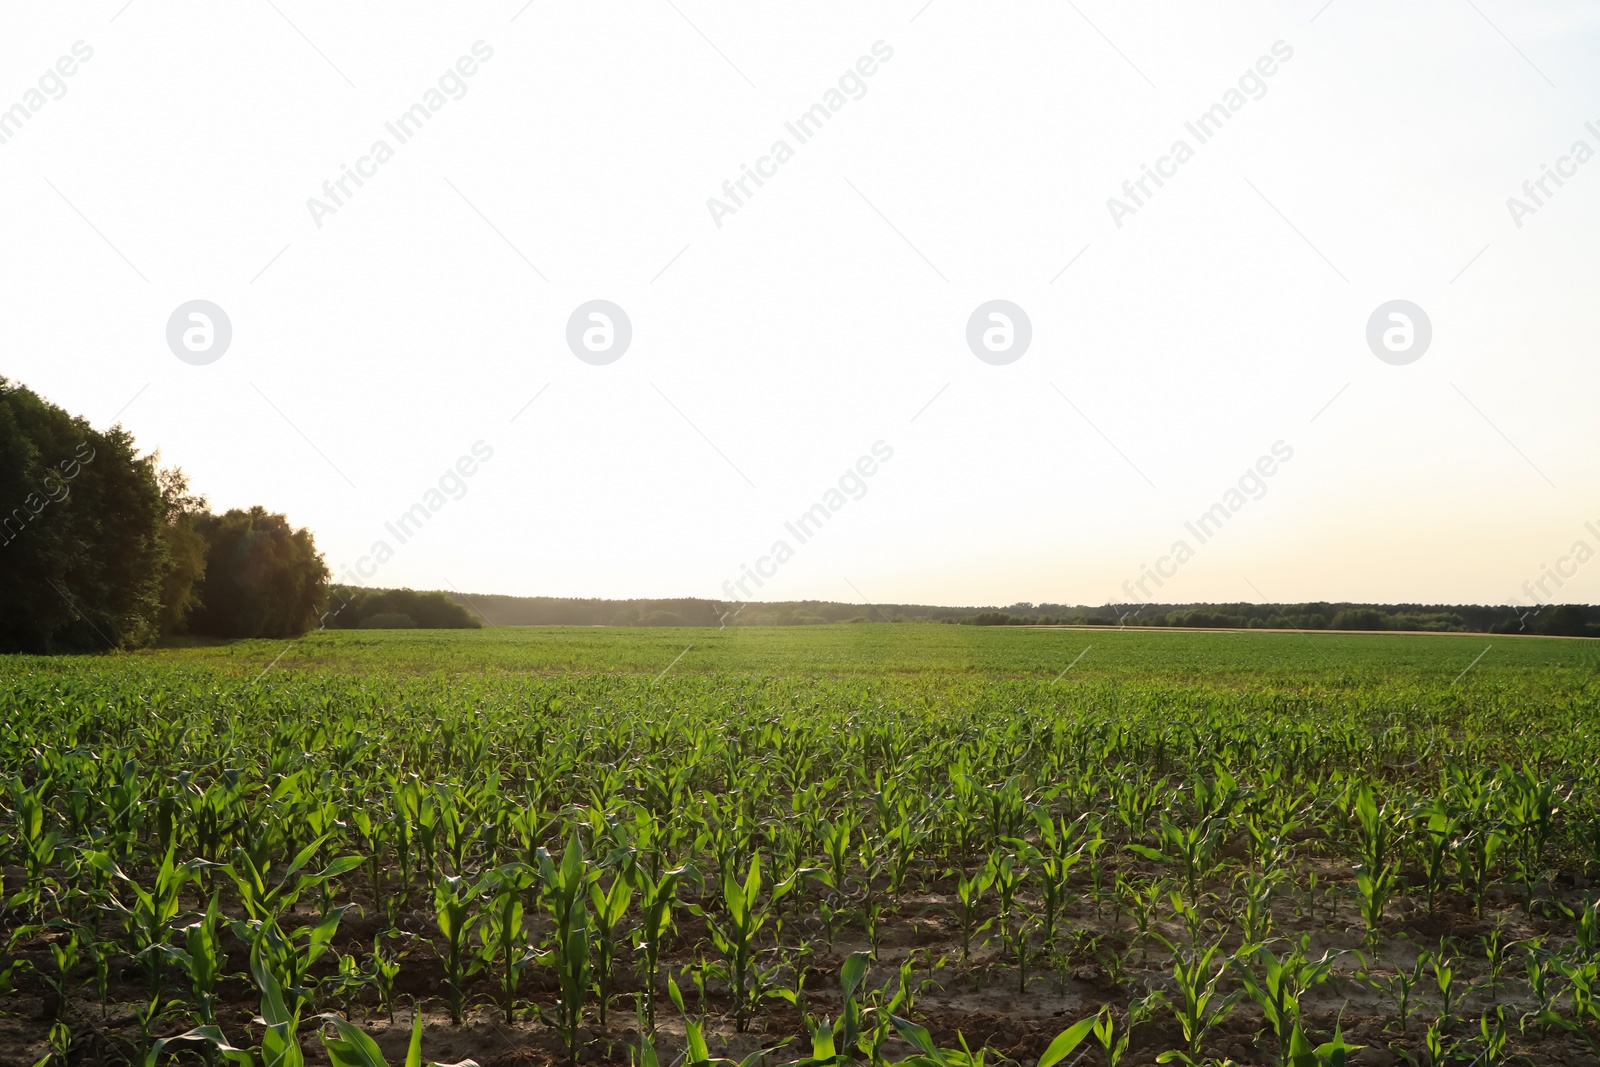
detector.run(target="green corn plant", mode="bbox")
[475,863,536,1024]
[9,920,79,1024]
[433,782,482,877]
[538,837,592,1065]
[1235,866,1280,945]
[323,948,371,1018]
[893,1002,1096,1067]
[1572,896,1599,961]
[631,864,686,1032]
[1354,864,1398,947]
[1121,875,1167,962]
[699,853,769,1032]
[168,891,227,1024]
[14,786,61,917]
[538,836,590,954]
[1412,798,1455,915]
[1505,768,1559,913]
[1008,915,1037,994]
[435,874,482,1025]
[1371,949,1429,1034]
[232,900,354,1013]
[1157,937,1241,1064]
[86,844,196,996]
[589,869,635,1027]
[1089,994,1164,1067]
[226,835,365,929]
[1229,937,1340,1067]
[1453,813,1506,920]
[1419,1019,1458,1066]
[794,952,867,1065]
[988,851,1026,945]
[769,938,816,1016]
[1536,958,1600,1060]
[1279,1024,1364,1067]
[1128,816,1222,908]
[884,812,923,898]
[84,931,111,1018]
[1475,1005,1510,1067]
[318,1006,483,1067]
[1521,940,1556,1024]
[662,974,770,1067]
[1161,890,1208,956]
[352,807,396,928]
[1245,792,1303,875]
[256,943,307,1067]
[1432,948,1460,1031]
[368,933,409,1024]
[1352,784,1400,945]
[820,814,856,903]
[41,1020,72,1067]
[544,920,591,1067]
[1478,927,1514,1002]
[954,861,994,964]
[1029,811,1084,952]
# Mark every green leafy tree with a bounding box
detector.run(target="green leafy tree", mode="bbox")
[189,506,329,638]
[155,463,209,634]
[1538,605,1591,637]
[0,378,168,651]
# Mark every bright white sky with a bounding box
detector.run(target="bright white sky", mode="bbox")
[4,1,1598,610]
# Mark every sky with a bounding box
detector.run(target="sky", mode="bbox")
[3,1,1599,611]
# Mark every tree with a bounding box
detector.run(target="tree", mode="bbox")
[1331,609,1389,631]
[155,464,209,634]
[1538,605,1591,638]
[322,586,481,630]
[0,379,168,652]
[188,507,328,638]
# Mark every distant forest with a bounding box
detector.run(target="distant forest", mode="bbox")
[6,378,1592,649]
[442,593,1596,637]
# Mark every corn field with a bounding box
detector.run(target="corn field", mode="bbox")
[1,627,1599,1066]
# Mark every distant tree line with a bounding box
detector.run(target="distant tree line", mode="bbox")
[950,602,1595,637]
[1,381,484,652]
[446,593,1595,635]
[323,586,480,631]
